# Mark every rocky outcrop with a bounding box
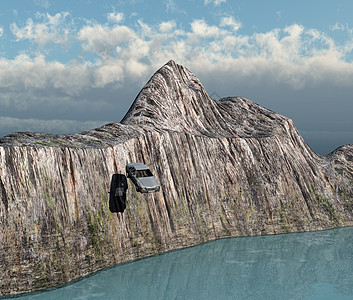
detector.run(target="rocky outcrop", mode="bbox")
[1,60,353,296]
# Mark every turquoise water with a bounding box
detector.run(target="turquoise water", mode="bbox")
[12,227,353,299]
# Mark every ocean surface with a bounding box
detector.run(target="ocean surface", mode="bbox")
[12,227,353,300]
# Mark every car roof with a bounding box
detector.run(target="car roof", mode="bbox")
[126,162,149,170]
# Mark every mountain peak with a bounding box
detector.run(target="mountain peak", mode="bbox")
[121,60,290,139]
[121,60,211,134]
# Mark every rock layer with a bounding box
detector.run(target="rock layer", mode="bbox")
[1,60,353,295]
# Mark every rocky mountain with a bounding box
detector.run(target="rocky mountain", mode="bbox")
[1,60,353,296]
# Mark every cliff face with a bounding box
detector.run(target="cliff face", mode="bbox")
[1,60,353,295]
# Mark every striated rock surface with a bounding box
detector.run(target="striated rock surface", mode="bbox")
[1,60,353,296]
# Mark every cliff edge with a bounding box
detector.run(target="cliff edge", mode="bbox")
[1,60,353,295]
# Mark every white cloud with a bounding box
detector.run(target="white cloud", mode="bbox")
[190,19,225,38]
[137,20,153,37]
[10,12,71,46]
[164,0,177,12]
[204,0,226,6]
[93,61,124,87]
[107,11,124,23]
[164,0,186,14]
[4,14,353,96]
[220,16,241,32]
[251,24,305,62]
[5,14,353,93]
[329,23,353,37]
[330,23,346,32]
[0,27,3,37]
[78,24,136,59]
[34,0,50,9]
[0,54,91,94]
[159,21,176,33]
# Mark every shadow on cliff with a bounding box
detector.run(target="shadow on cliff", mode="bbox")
[109,174,128,213]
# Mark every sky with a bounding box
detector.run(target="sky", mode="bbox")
[0,0,353,154]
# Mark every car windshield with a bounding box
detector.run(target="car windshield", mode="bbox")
[136,169,153,178]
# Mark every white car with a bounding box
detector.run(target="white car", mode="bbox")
[126,163,160,193]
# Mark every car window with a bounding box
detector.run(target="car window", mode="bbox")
[136,169,153,178]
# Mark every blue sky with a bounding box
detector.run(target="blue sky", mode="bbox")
[1,0,353,154]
